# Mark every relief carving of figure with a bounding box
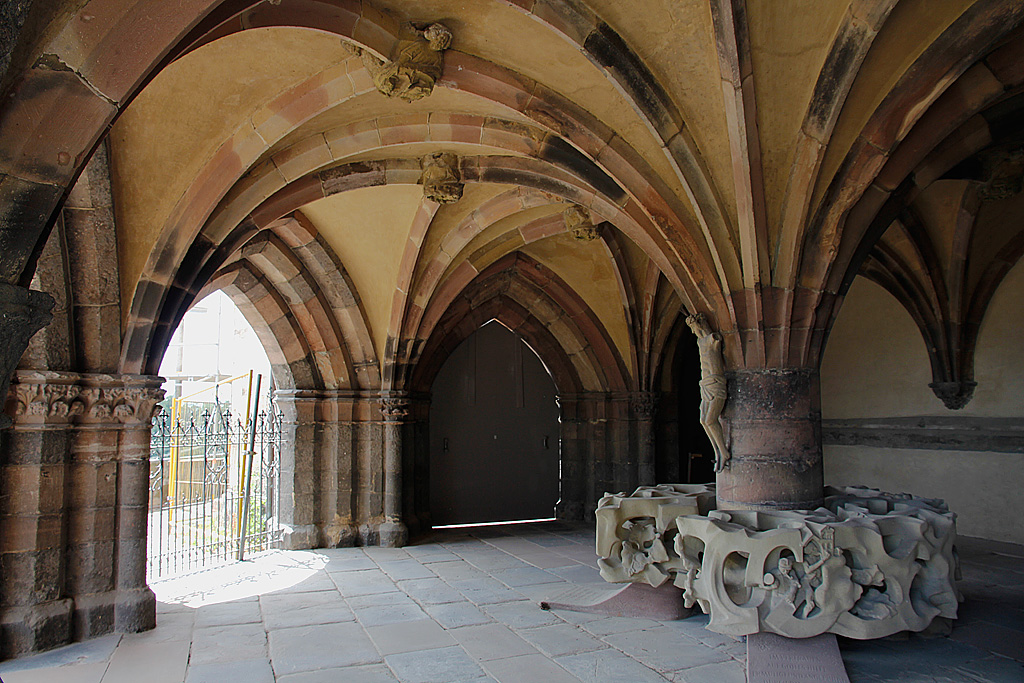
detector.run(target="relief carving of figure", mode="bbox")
[420,151,464,204]
[685,313,730,472]
[361,23,452,103]
[564,205,601,242]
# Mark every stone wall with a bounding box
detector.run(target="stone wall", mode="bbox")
[821,268,1024,544]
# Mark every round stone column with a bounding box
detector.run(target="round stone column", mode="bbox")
[717,368,823,511]
[379,396,409,547]
[631,392,657,486]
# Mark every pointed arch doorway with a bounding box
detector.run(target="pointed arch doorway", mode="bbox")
[429,320,560,526]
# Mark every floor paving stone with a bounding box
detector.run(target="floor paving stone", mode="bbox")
[268,622,380,675]
[384,646,487,683]
[189,623,268,665]
[262,596,355,629]
[481,599,563,629]
[320,553,377,573]
[670,658,747,683]
[102,638,192,683]
[517,622,607,656]
[422,600,494,628]
[0,661,109,683]
[602,626,732,672]
[331,569,402,597]
[451,623,540,661]
[194,598,263,628]
[580,615,663,636]
[556,647,675,683]
[376,560,438,581]
[277,664,398,682]
[489,566,564,588]
[351,601,429,626]
[480,653,580,683]
[399,577,464,604]
[184,658,275,683]
[366,619,456,655]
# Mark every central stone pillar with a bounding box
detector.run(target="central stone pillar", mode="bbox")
[379,395,409,547]
[717,368,823,511]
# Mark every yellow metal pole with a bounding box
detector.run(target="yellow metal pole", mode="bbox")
[237,370,254,535]
[168,396,180,521]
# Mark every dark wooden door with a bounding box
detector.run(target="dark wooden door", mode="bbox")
[429,321,560,526]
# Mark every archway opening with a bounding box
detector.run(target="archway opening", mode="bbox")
[428,320,560,527]
[149,291,281,578]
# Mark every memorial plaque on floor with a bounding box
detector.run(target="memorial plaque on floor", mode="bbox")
[746,632,850,683]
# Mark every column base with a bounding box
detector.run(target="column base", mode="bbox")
[321,516,359,548]
[0,598,72,658]
[72,592,116,640]
[280,523,319,550]
[115,587,156,633]
[377,521,408,548]
[555,499,586,521]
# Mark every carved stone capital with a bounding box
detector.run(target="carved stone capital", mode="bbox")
[564,205,601,241]
[0,284,55,429]
[929,380,977,410]
[362,22,452,103]
[978,145,1024,202]
[380,396,411,422]
[420,151,463,204]
[6,371,164,427]
[630,392,658,420]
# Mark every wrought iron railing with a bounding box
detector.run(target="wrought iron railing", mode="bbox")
[147,403,282,579]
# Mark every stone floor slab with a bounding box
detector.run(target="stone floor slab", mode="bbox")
[604,626,732,672]
[451,623,539,661]
[189,624,268,665]
[366,618,456,655]
[481,653,580,683]
[102,638,191,683]
[422,601,494,629]
[184,658,275,683]
[517,623,607,657]
[277,663,398,682]
[384,646,487,683]
[670,659,747,683]
[399,578,463,604]
[482,599,562,629]
[194,598,263,628]
[556,648,675,683]
[268,622,380,675]
[0,661,108,683]
[352,601,429,627]
[331,570,402,597]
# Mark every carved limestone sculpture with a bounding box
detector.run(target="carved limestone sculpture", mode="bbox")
[420,151,464,204]
[595,484,716,586]
[564,205,601,241]
[685,313,730,472]
[594,484,961,640]
[361,23,452,103]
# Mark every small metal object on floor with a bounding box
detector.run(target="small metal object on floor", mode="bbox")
[746,632,851,683]
[539,582,692,620]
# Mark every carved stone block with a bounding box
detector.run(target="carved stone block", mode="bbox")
[595,484,960,640]
[419,151,463,204]
[595,484,716,587]
[361,23,452,103]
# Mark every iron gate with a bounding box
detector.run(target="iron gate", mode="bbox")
[147,403,283,579]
